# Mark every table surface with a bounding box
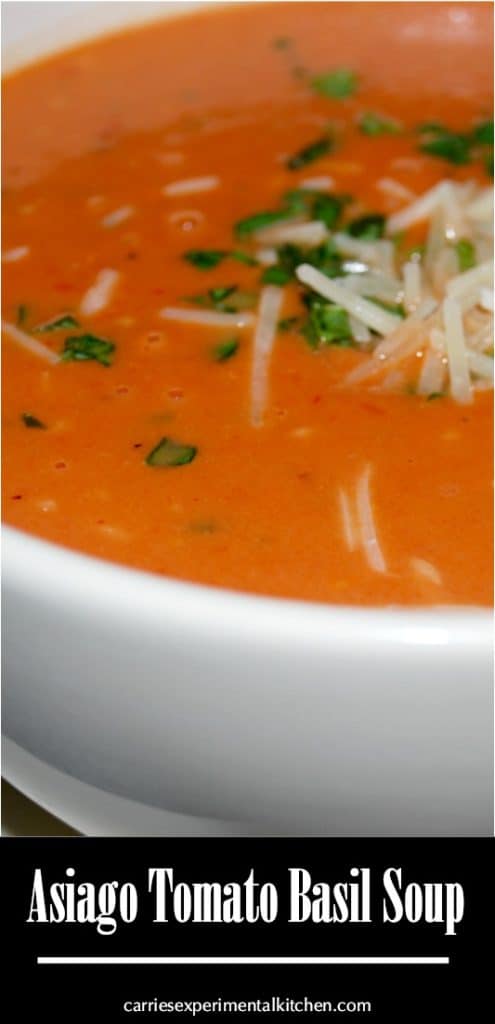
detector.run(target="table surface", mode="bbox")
[2,780,79,836]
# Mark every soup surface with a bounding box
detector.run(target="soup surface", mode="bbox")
[2,1,493,605]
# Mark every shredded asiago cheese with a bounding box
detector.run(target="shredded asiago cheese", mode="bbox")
[255,247,278,266]
[2,245,30,262]
[299,175,335,191]
[417,347,446,396]
[296,264,403,335]
[250,286,284,427]
[161,307,255,328]
[102,205,134,228]
[355,464,387,574]
[80,268,120,316]
[402,261,422,310]
[386,180,456,234]
[1,320,59,363]
[254,220,328,247]
[443,296,472,404]
[479,287,494,312]
[338,488,356,551]
[289,179,493,402]
[410,557,442,586]
[338,470,388,573]
[377,177,415,202]
[162,175,219,196]
[337,271,403,304]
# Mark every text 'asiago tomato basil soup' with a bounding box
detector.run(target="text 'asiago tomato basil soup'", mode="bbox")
[2,2,493,606]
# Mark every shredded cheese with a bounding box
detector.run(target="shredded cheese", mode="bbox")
[161,307,255,328]
[250,286,284,427]
[2,320,59,364]
[162,175,220,196]
[80,269,120,316]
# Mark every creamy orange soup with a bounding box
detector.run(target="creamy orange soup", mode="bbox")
[2,2,493,605]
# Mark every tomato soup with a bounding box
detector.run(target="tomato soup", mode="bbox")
[2,2,493,605]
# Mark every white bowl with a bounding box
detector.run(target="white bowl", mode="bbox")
[2,1,493,836]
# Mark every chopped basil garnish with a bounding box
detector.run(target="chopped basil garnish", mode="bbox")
[312,192,349,228]
[427,392,445,401]
[145,437,197,468]
[302,299,353,348]
[61,333,115,366]
[209,285,238,305]
[235,209,290,238]
[187,284,236,308]
[346,213,386,240]
[234,188,347,238]
[472,120,494,145]
[286,135,333,171]
[187,285,256,312]
[283,188,350,228]
[183,249,227,270]
[418,124,471,165]
[16,304,28,326]
[21,412,46,429]
[230,250,259,266]
[261,265,293,285]
[312,68,358,99]
[262,239,345,287]
[456,238,476,272]
[183,248,258,270]
[358,111,402,136]
[418,120,493,172]
[35,314,80,332]
[213,337,239,362]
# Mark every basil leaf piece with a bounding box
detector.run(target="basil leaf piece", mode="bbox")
[472,120,494,145]
[230,250,259,266]
[261,266,293,285]
[312,68,358,99]
[266,239,345,287]
[145,437,197,468]
[358,111,402,136]
[22,412,46,429]
[213,338,239,362]
[456,238,476,272]
[35,314,80,332]
[61,334,115,366]
[187,285,237,309]
[286,136,333,171]
[312,192,349,228]
[418,124,471,165]
[183,249,227,270]
[302,300,353,348]
[283,189,349,228]
[346,214,386,240]
[235,209,289,238]
[186,286,256,312]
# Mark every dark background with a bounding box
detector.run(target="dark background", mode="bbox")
[3,838,492,1020]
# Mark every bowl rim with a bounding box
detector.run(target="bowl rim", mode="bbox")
[2,1,492,647]
[3,524,492,649]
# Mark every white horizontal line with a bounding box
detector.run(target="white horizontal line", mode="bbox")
[38,956,449,966]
